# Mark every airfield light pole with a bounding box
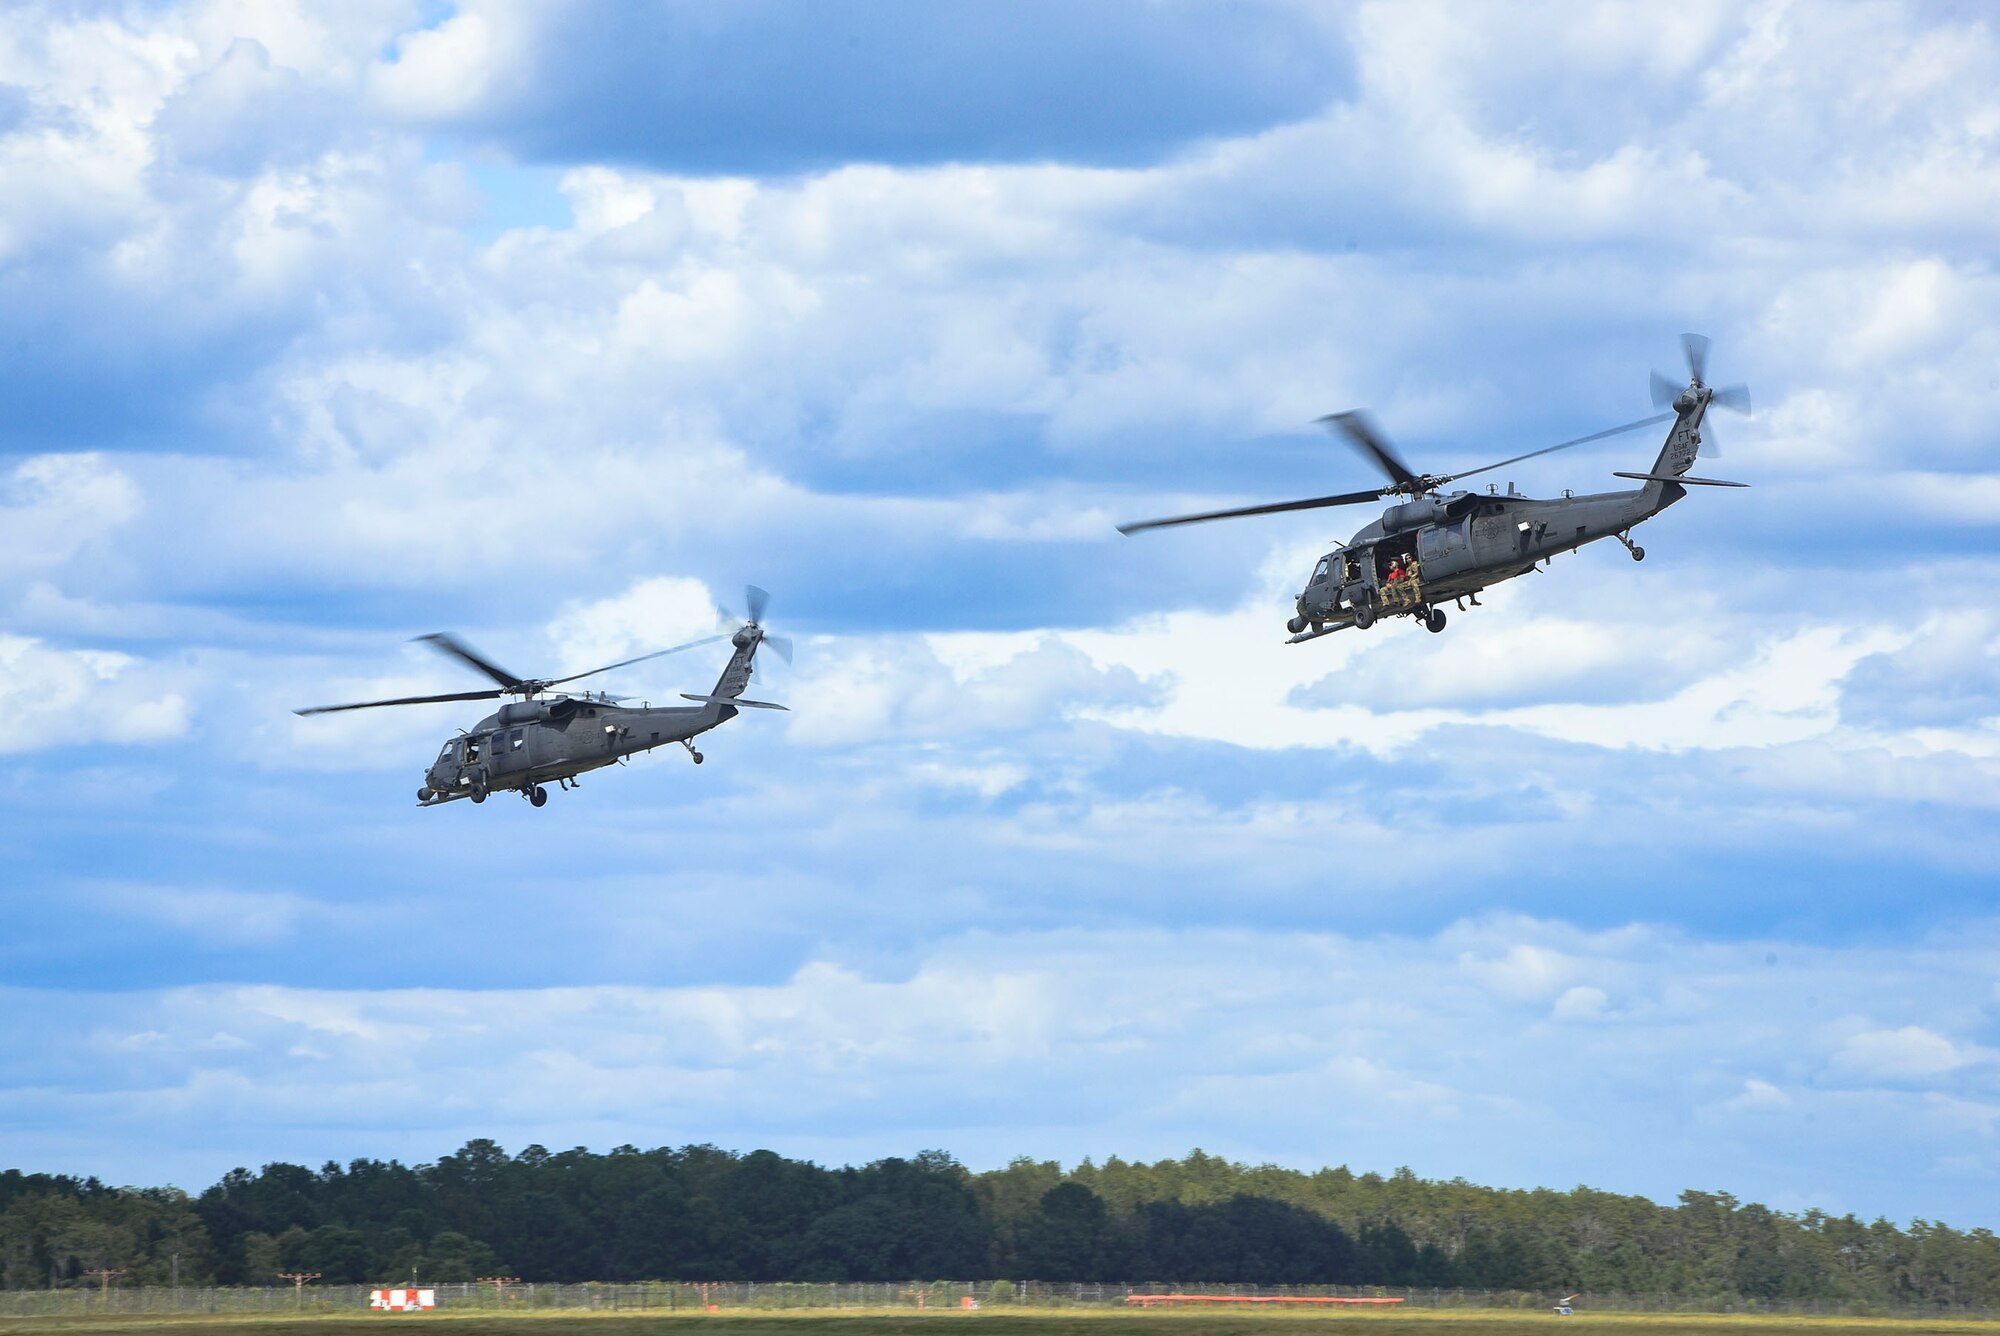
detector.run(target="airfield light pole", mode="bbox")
[84,1269,125,1303]
[277,1272,321,1307]
[477,1276,521,1303]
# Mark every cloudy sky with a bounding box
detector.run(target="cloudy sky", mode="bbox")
[3,0,1998,1229]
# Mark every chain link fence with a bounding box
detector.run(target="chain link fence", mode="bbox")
[2,1282,1995,1320]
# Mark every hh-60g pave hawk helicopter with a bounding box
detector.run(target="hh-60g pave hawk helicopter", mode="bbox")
[295,587,792,808]
[1119,335,1750,642]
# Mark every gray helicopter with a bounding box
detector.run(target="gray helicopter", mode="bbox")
[296,587,791,808]
[1119,335,1750,641]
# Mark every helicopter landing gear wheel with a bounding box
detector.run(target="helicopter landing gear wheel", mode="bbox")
[691,751,704,765]
[529,785,548,807]
[1425,608,1447,633]
[1630,545,1645,562]
[1352,601,1375,630]
[470,789,486,804]
[417,788,433,803]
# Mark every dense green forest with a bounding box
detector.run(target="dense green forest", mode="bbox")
[4,1143,1998,1305]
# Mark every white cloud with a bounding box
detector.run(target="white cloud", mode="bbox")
[544,576,726,676]
[0,635,188,753]
[1831,1026,1992,1084]
[5,914,1998,1219]
[2,0,1999,1228]
[0,455,142,576]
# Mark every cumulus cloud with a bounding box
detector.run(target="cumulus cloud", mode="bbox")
[6,915,1999,1221]
[0,635,188,753]
[371,0,1349,173]
[1,0,1998,1231]
[1829,1026,1993,1085]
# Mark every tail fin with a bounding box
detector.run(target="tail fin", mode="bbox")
[708,630,760,702]
[1637,393,1709,512]
[1650,396,1707,480]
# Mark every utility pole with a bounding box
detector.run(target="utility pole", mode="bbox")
[277,1272,322,1307]
[84,1269,125,1304]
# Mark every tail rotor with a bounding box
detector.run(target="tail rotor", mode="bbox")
[1651,332,1751,456]
[732,584,793,665]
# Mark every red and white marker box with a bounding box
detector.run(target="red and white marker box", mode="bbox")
[370,1289,436,1312]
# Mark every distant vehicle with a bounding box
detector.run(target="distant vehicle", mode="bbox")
[296,587,791,808]
[1119,335,1750,642]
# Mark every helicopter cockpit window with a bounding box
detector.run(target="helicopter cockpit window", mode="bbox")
[438,742,456,764]
[1312,556,1333,584]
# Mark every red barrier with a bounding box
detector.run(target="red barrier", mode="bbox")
[1126,1295,1406,1308]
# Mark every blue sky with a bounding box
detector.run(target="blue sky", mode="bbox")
[2,0,1999,1230]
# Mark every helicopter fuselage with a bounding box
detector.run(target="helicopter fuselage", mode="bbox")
[1291,479,1676,637]
[422,696,737,805]
[416,622,774,806]
[1287,384,1729,641]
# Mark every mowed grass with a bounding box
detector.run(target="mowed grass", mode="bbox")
[3,1310,1995,1336]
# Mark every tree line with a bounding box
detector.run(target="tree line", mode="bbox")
[4,1142,1998,1305]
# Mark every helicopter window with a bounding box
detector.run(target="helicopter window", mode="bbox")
[508,729,525,750]
[438,742,455,763]
[1312,556,1333,583]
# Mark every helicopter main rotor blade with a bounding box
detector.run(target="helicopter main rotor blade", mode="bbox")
[1118,488,1387,535]
[542,634,732,688]
[413,633,525,690]
[1318,411,1420,489]
[295,688,503,717]
[1439,413,1674,487]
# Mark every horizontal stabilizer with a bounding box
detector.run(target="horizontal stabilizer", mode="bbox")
[1612,471,1748,488]
[680,693,789,711]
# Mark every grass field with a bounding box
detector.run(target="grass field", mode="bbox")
[3,1310,1996,1336]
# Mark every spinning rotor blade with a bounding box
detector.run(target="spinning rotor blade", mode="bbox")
[1650,370,1682,408]
[1711,383,1751,415]
[413,633,524,690]
[761,633,794,664]
[543,634,730,688]
[1318,411,1419,489]
[744,584,770,625]
[1681,332,1711,384]
[1439,413,1674,486]
[1118,487,1387,535]
[295,688,502,717]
